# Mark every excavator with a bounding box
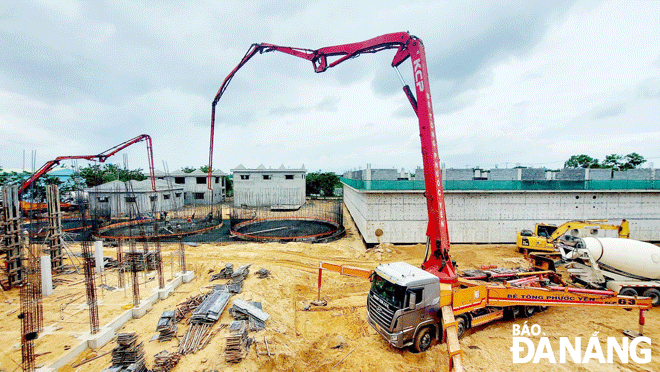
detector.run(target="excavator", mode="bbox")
[209,32,652,371]
[516,219,630,254]
[17,134,157,212]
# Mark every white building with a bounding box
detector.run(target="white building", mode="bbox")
[151,169,227,205]
[232,164,306,207]
[86,179,184,218]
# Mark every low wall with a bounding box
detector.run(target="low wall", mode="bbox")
[342,184,660,244]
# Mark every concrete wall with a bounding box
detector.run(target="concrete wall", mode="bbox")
[489,168,518,180]
[613,168,653,180]
[88,189,184,218]
[371,169,399,181]
[587,168,612,180]
[445,169,474,180]
[166,174,225,204]
[233,171,305,207]
[521,168,545,181]
[343,184,660,244]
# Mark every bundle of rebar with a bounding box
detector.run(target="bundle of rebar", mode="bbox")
[174,293,209,323]
[152,350,181,372]
[177,323,213,355]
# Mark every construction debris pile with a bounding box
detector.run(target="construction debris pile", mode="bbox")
[225,320,251,363]
[230,298,269,331]
[156,310,177,342]
[174,293,209,323]
[152,350,181,372]
[105,333,146,372]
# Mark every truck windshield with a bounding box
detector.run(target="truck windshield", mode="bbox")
[370,274,406,309]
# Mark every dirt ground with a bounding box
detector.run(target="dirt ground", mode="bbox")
[1,209,658,372]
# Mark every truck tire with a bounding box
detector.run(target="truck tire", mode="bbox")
[619,288,638,297]
[522,306,535,318]
[413,327,433,353]
[456,316,467,339]
[642,288,660,306]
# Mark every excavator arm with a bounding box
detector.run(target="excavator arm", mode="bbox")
[209,32,456,282]
[19,134,156,195]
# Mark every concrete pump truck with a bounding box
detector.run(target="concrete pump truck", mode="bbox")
[208,32,652,371]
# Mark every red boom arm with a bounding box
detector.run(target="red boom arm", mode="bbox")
[19,134,156,195]
[209,32,456,282]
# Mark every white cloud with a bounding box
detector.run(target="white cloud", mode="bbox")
[1,0,658,175]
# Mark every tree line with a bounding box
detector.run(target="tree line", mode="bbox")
[564,153,646,170]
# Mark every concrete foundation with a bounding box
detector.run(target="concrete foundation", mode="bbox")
[40,255,53,296]
[36,270,195,372]
[343,184,660,244]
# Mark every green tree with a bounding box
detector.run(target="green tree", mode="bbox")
[564,155,600,169]
[74,164,147,188]
[182,166,196,173]
[622,152,646,170]
[602,154,622,170]
[306,172,340,197]
[601,153,646,171]
[224,175,233,197]
[199,165,210,173]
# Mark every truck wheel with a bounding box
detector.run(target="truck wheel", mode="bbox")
[522,306,535,318]
[619,288,638,297]
[642,288,660,306]
[413,327,433,353]
[456,317,466,339]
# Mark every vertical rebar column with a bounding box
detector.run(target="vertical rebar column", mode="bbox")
[153,222,164,289]
[178,238,186,274]
[81,241,99,334]
[29,242,43,332]
[129,239,140,306]
[116,239,125,288]
[20,234,39,372]
[20,282,35,372]
[46,185,64,272]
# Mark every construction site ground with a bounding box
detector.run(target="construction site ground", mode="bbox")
[1,208,658,372]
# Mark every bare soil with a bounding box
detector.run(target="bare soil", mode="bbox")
[0,208,658,372]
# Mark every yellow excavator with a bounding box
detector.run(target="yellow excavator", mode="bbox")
[516,219,630,254]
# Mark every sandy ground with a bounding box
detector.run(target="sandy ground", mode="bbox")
[1,208,658,372]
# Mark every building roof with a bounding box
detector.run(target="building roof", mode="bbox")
[231,164,306,173]
[152,169,227,176]
[85,179,183,193]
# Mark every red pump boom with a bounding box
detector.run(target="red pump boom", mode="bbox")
[19,134,156,195]
[209,32,456,282]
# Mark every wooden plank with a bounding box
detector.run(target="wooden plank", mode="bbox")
[441,305,464,372]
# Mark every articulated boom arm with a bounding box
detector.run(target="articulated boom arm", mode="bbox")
[19,134,156,195]
[209,32,455,281]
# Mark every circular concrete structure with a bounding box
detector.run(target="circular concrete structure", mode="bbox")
[95,217,223,241]
[231,217,344,242]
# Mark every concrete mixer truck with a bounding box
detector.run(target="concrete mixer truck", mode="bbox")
[560,237,660,306]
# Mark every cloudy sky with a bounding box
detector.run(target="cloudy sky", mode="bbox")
[1,1,659,175]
